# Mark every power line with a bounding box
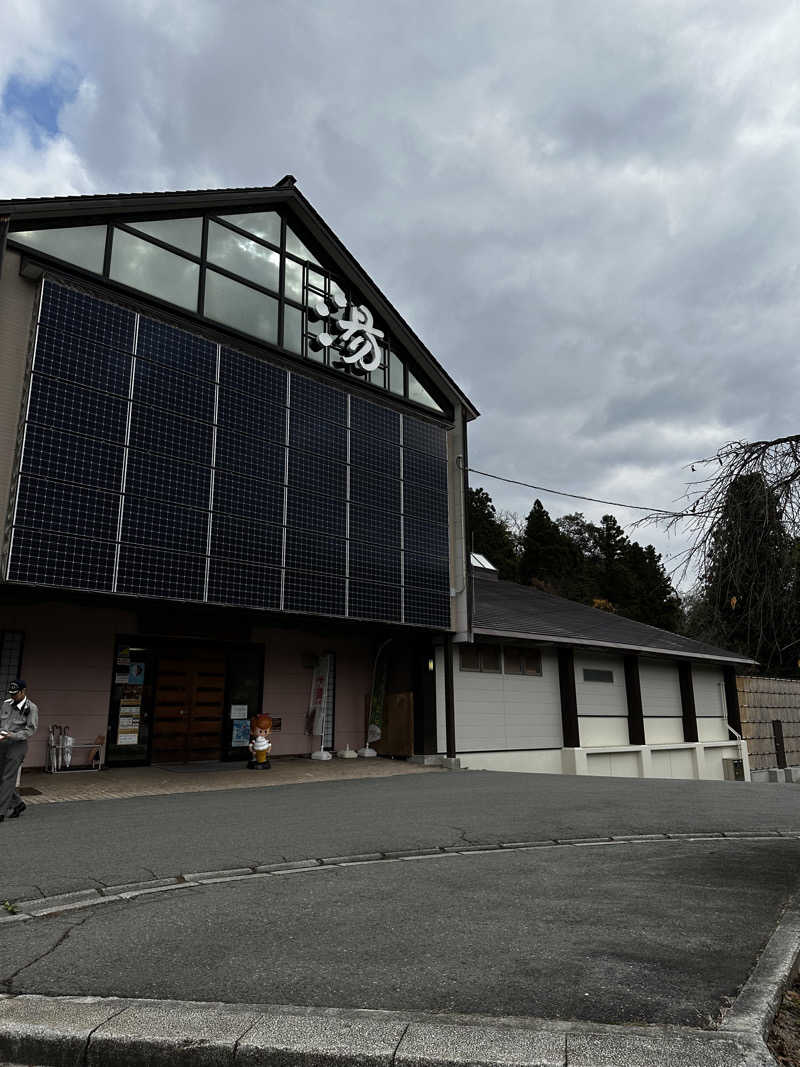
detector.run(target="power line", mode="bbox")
[462,462,684,518]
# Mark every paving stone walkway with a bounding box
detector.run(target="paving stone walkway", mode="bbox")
[20,755,440,804]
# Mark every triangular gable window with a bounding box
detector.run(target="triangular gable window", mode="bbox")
[8,209,447,413]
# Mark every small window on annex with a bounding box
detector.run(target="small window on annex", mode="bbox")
[459,645,501,673]
[503,647,542,676]
[583,668,614,683]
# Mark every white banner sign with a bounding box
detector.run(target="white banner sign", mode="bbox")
[308,655,331,737]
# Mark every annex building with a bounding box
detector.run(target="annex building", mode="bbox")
[0,179,751,780]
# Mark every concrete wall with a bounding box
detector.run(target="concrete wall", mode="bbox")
[738,675,800,770]
[0,251,37,527]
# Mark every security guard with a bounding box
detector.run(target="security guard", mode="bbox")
[0,679,38,821]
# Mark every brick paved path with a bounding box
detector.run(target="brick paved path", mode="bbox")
[20,756,440,804]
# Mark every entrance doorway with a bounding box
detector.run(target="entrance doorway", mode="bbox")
[151,648,226,763]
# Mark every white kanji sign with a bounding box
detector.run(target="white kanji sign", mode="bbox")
[314,296,384,373]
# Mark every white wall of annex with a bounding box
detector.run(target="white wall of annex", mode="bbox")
[435,645,562,753]
[640,660,683,744]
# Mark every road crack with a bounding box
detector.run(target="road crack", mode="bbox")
[2,911,95,993]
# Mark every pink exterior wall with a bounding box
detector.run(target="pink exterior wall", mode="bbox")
[254,625,372,755]
[2,599,137,768]
[2,599,375,767]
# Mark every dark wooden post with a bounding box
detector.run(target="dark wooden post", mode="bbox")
[624,655,645,745]
[723,666,742,735]
[444,634,456,758]
[678,662,699,743]
[558,647,580,748]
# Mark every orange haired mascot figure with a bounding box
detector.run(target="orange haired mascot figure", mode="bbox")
[248,713,272,770]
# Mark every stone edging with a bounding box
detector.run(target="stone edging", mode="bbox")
[3,829,800,923]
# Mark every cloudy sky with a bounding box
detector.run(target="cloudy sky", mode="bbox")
[2,0,799,585]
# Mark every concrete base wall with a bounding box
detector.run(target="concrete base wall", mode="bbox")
[458,741,750,781]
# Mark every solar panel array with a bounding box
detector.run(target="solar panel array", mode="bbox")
[6,281,451,627]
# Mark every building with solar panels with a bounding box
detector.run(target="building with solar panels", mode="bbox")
[0,179,475,768]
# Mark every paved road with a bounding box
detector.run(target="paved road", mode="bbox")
[2,838,799,1025]
[2,771,800,1028]
[3,770,800,901]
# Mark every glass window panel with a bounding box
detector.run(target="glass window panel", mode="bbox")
[389,351,404,395]
[110,229,199,311]
[11,225,106,273]
[218,211,281,247]
[330,279,346,306]
[207,221,280,291]
[408,370,443,411]
[459,646,480,671]
[284,258,303,301]
[204,269,278,344]
[309,269,326,293]
[480,646,501,673]
[284,304,303,354]
[126,217,202,256]
[286,225,320,264]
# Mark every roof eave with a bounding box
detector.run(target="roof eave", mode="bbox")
[472,626,758,667]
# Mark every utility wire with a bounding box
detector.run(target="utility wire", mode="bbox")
[461,462,684,518]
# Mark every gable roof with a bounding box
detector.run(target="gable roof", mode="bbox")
[473,574,757,666]
[0,177,478,420]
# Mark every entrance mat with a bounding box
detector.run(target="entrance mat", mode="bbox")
[18,787,42,796]
[160,761,249,774]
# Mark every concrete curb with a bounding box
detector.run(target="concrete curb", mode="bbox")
[0,997,775,1067]
[4,830,800,919]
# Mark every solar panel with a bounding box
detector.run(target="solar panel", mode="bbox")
[210,513,282,567]
[349,541,401,585]
[129,404,214,463]
[121,497,208,555]
[285,528,346,576]
[34,326,132,398]
[403,415,447,459]
[7,529,115,591]
[215,427,285,485]
[217,388,287,445]
[350,396,400,441]
[349,467,401,512]
[136,317,217,380]
[404,586,450,628]
[133,359,215,422]
[286,488,346,538]
[14,476,120,541]
[289,408,346,461]
[20,425,124,492]
[207,558,281,610]
[125,450,211,511]
[283,569,345,616]
[403,481,448,524]
[27,376,128,443]
[8,281,453,629]
[116,545,205,600]
[402,448,448,493]
[348,580,401,623]
[39,281,135,352]
[349,504,401,548]
[213,470,284,526]
[220,347,286,402]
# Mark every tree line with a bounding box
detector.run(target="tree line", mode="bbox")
[468,487,682,632]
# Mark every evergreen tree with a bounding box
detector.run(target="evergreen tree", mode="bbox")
[466,487,518,580]
[518,500,580,593]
